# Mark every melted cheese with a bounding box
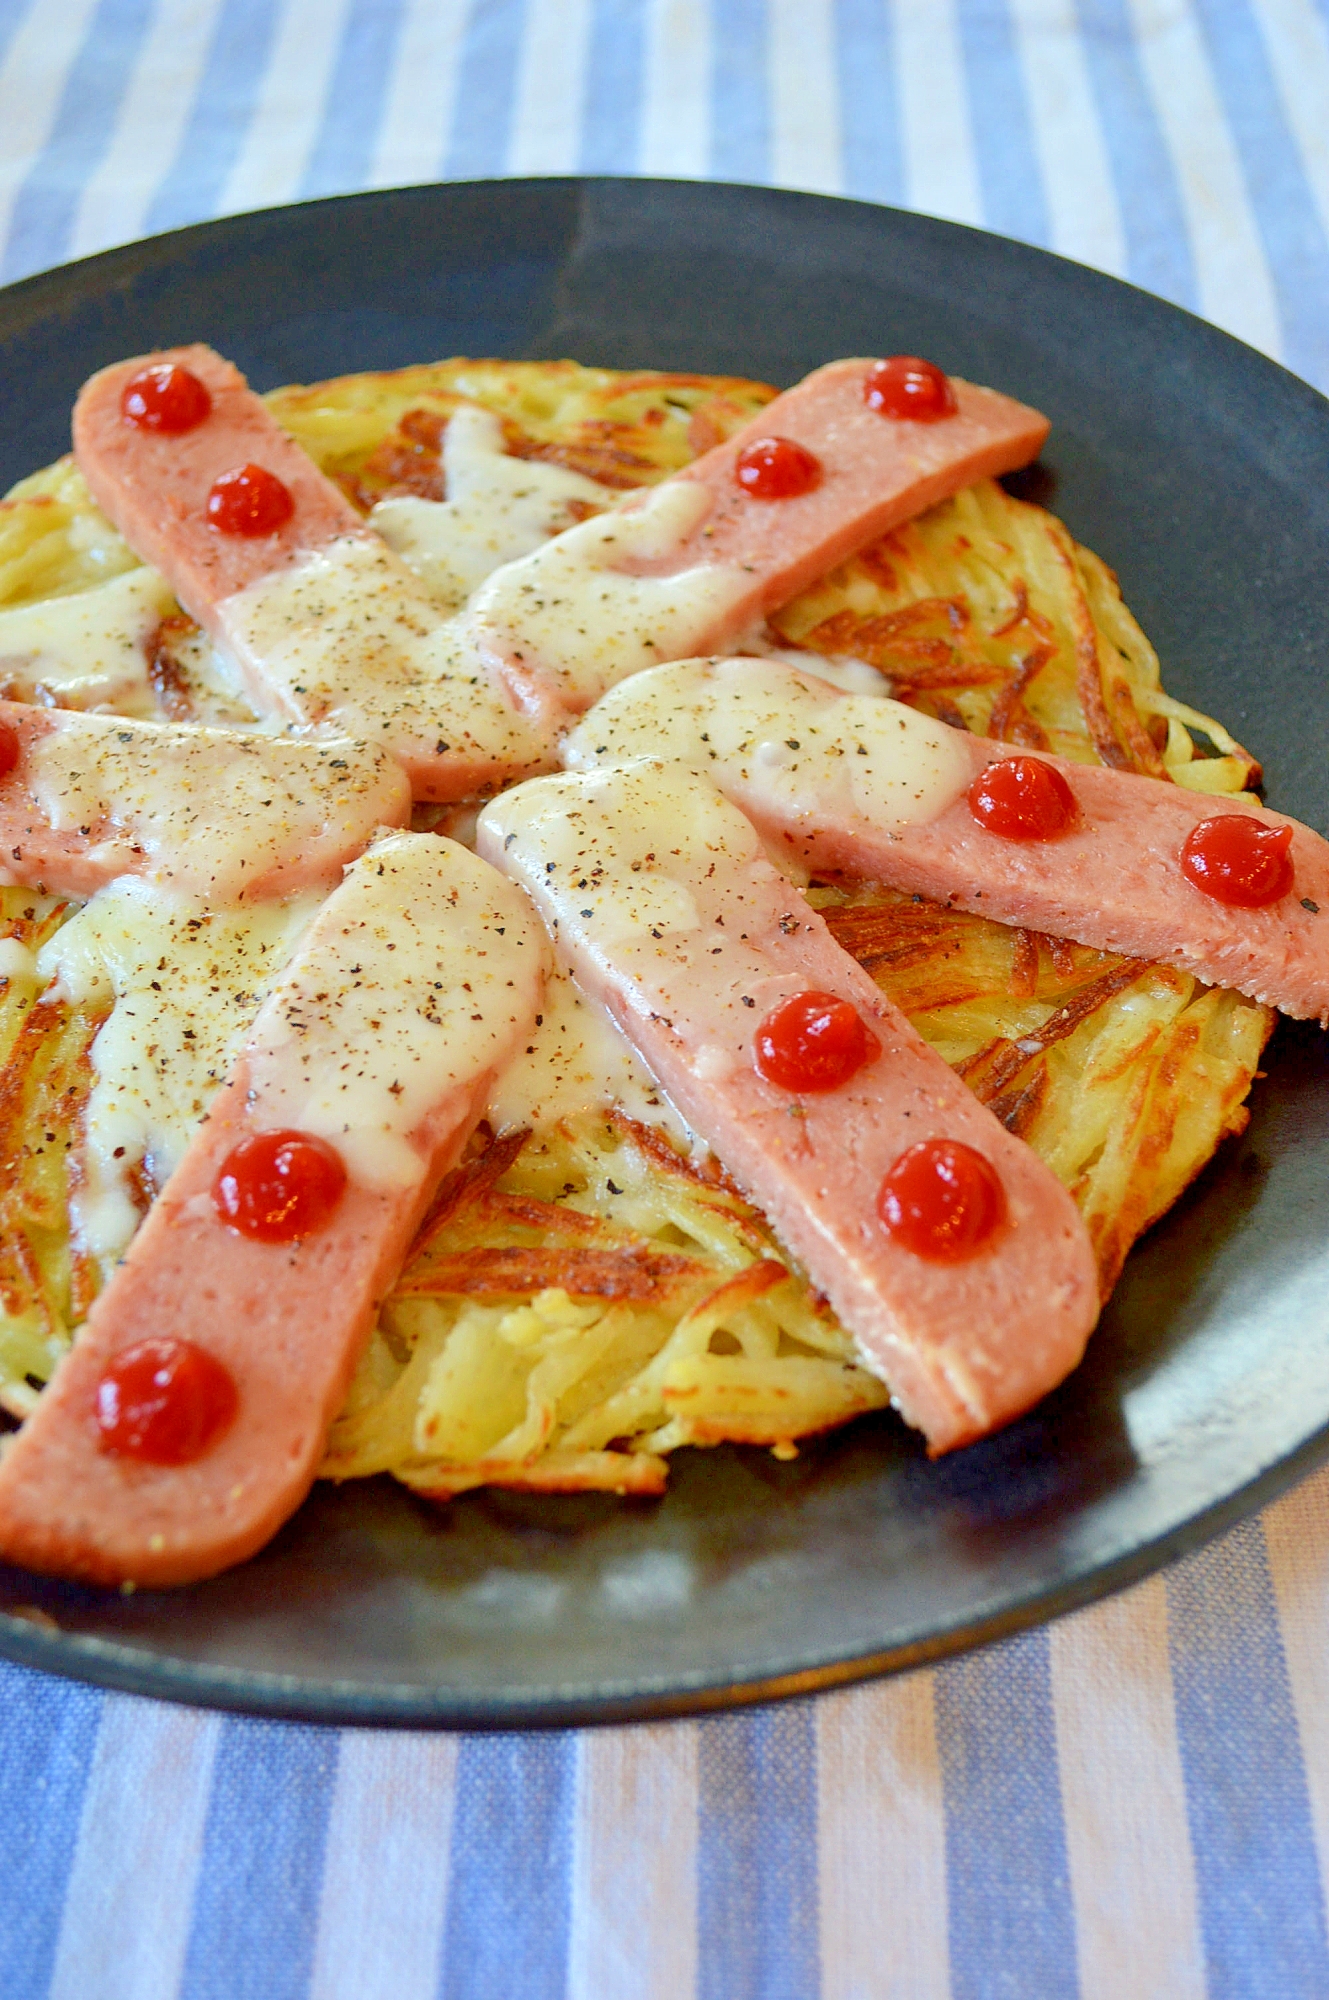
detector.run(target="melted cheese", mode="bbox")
[478,760,788,1048]
[485,958,697,1151]
[24,716,407,899]
[36,881,321,1264]
[0,567,175,715]
[479,762,818,1094]
[562,655,971,831]
[0,936,37,983]
[467,481,750,707]
[157,620,265,727]
[741,631,889,696]
[217,534,552,779]
[370,404,612,612]
[242,832,547,1191]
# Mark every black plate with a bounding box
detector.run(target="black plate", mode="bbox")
[3,179,1328,1728]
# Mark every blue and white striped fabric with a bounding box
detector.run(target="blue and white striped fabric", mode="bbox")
[4,4,1329,1994]
[4,0,1329,393]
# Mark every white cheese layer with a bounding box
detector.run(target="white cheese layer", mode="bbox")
[0,567,175,716]
[217,533,552,780]
[371,404,612,612]
[23,716,407,899]
[467,481,750,708]
[484,747,1022,1223]
[0,935,38,983]
[562,655,972,832]
[242,832,548,1192]
[37,880,321,1264]
[484,957,697,1152]
[478,762,820,1099]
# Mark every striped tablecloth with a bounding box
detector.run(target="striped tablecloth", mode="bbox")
[5,4,1329,1995]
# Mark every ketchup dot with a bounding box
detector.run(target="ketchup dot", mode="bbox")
[0,720,19,782]
[967,755,1078,841]
[120,363,212,434]
[734,435,822,501]
[95,1338,238,1465]
[206,463,295,537]
[1180,815,1295,908]
[878,1139,1005,1261]
[754,990,881,1092]
[213,1129,347,1242]
[864,355,958,422]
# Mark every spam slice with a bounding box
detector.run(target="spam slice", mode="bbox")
[478,761,1099,1454]
[0,699,408,901]
[72,345,555,799]
[0,832,547,1587]
[565,657,1329,1022]
[468,358,1049,715]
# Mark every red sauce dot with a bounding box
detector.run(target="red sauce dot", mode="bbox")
[120,363,212,434]
[0,720,19,782]
[864,355,958,422]
[95,1338,238,1465]
[967,755,1078,841]
[213,1129,347,1242]
[754,990,881,1092]
[206,463,295,537]
[734,435,822,500]
[878,1139,1005,1261]
[1180,815,1295,907]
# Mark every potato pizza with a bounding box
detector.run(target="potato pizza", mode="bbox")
[0,357,1272,1510]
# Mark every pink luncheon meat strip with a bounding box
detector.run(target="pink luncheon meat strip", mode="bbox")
[0,699,409,902]
[468,357,1050,718]
[563,657,1329,1022]
[0,833,547,1586]
[478,760,1100,1455]
[673,359,1050,620]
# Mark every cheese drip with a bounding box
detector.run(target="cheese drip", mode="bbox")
[479,762,830,1100]
[371,404,612,612]
[242,832,548,1191]
[0,936,38,983]
[216,534,553,784]
[485,958,698,1153]
[467,481,750,708]
[0,567,175,715]
[562,655,972,833]
[37,880,321,1265]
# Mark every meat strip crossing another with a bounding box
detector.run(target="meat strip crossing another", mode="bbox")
[479,760,1099,1454]
[0,832,548,1586]
[467,357,1050,718]
[72,345,552,800]
[564,657,1329,1023]
[73,348,1048,796]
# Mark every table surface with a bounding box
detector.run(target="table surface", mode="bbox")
[4,2,1329,1995]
